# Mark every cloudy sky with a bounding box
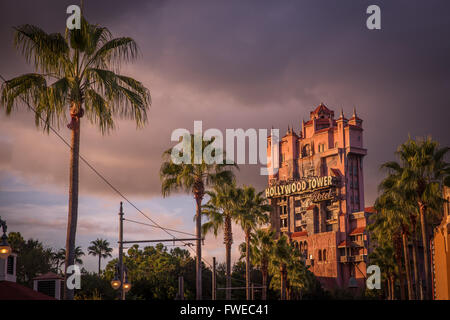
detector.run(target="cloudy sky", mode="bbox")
[0,0,449,272]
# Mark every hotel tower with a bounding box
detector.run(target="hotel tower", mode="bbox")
[265,103,373,291]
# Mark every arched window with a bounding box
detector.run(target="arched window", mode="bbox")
[323,249,327,261]
[318,250,322,261]
[302,144,311,157]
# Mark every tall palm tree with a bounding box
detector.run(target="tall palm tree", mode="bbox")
[202,181,241,300]
[382,137,449,299]
[270,235,291,300]
[88,238,113,275]
[250,229,275,300]
[1,19,150,299]
[369,245,397,300]
[368,201,408,300]
[235,186,270,300]
[378,164,432,299]
[160,134,236,300]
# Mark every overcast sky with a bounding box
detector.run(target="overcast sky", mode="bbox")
[0,0,449,272]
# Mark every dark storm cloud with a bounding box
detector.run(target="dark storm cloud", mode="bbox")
[1,0,449,207]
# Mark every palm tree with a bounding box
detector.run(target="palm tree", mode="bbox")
[250,229,275,300]
[88,238,113,275]
[381,137,449,299]
[52,249,66,274]
[160,134,236,300]
[375,187,415,299]
[378,163,433,300]
[59,246,85,265]
[202,181,241,300]
[270,235,291,300]
[1,19,150,299]
[369,245,397,300]
[235,185,270,300]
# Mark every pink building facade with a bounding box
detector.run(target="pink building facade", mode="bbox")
[265,103,372,291]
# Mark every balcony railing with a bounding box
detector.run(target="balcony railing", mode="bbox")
[340,255,366,263]
[340,256,354,263]
[351,240,365,247]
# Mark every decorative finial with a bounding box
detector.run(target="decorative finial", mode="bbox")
[353,107,357,118]
[340,108,344,118]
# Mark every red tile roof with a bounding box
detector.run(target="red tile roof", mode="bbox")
[33,272,63,280]
[349,226,365,235]
[0,281,56,300]
[365,206,376,214]
[291,231,308,238]
[338,240,349,247]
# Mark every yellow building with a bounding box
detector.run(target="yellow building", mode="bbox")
[432,186,450,300]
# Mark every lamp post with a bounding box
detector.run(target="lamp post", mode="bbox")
[111,202,131,300]
[110,202,201,299]
[0,217,11,260]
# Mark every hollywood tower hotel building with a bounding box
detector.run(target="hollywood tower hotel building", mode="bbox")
[265,103,373,290]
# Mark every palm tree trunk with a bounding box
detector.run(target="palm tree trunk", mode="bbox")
[224,215,232,300]
[64,118,80,300]
[419,203,431,300]
[98,255,101,275]
[286,281,290,300]
[195,196,203,300]
[402,231,414,299]
[399,270,406,300]
[262,264,268,300]
[410,215,422,299]
[386,277,391,300]
[280,265,287,300]
[412,239,422,299]
[390,276,395,300]
[245,229,251,300]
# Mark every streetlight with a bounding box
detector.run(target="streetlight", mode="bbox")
[123,272,132,293]
[111,265,121,290]
[0,217,11,260]
[111,262,131,297]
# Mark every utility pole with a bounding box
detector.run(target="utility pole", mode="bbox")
[212,257,216,300]
[118,202,125,300]
[115,204,202,300]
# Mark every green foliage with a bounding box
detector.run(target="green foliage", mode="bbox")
[58,246,85,265]
[160,134,236,199]
[1,18,151,133]
[88,238,113,274]
[268,234,326,299]
[7,232,55,287]
[75,273,116,300]
[368,136,449,300]
[104,244,211,300]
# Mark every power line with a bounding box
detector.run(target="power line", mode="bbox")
[0,74,205,256]
[0,74,245,284]
[124,218,196,237]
